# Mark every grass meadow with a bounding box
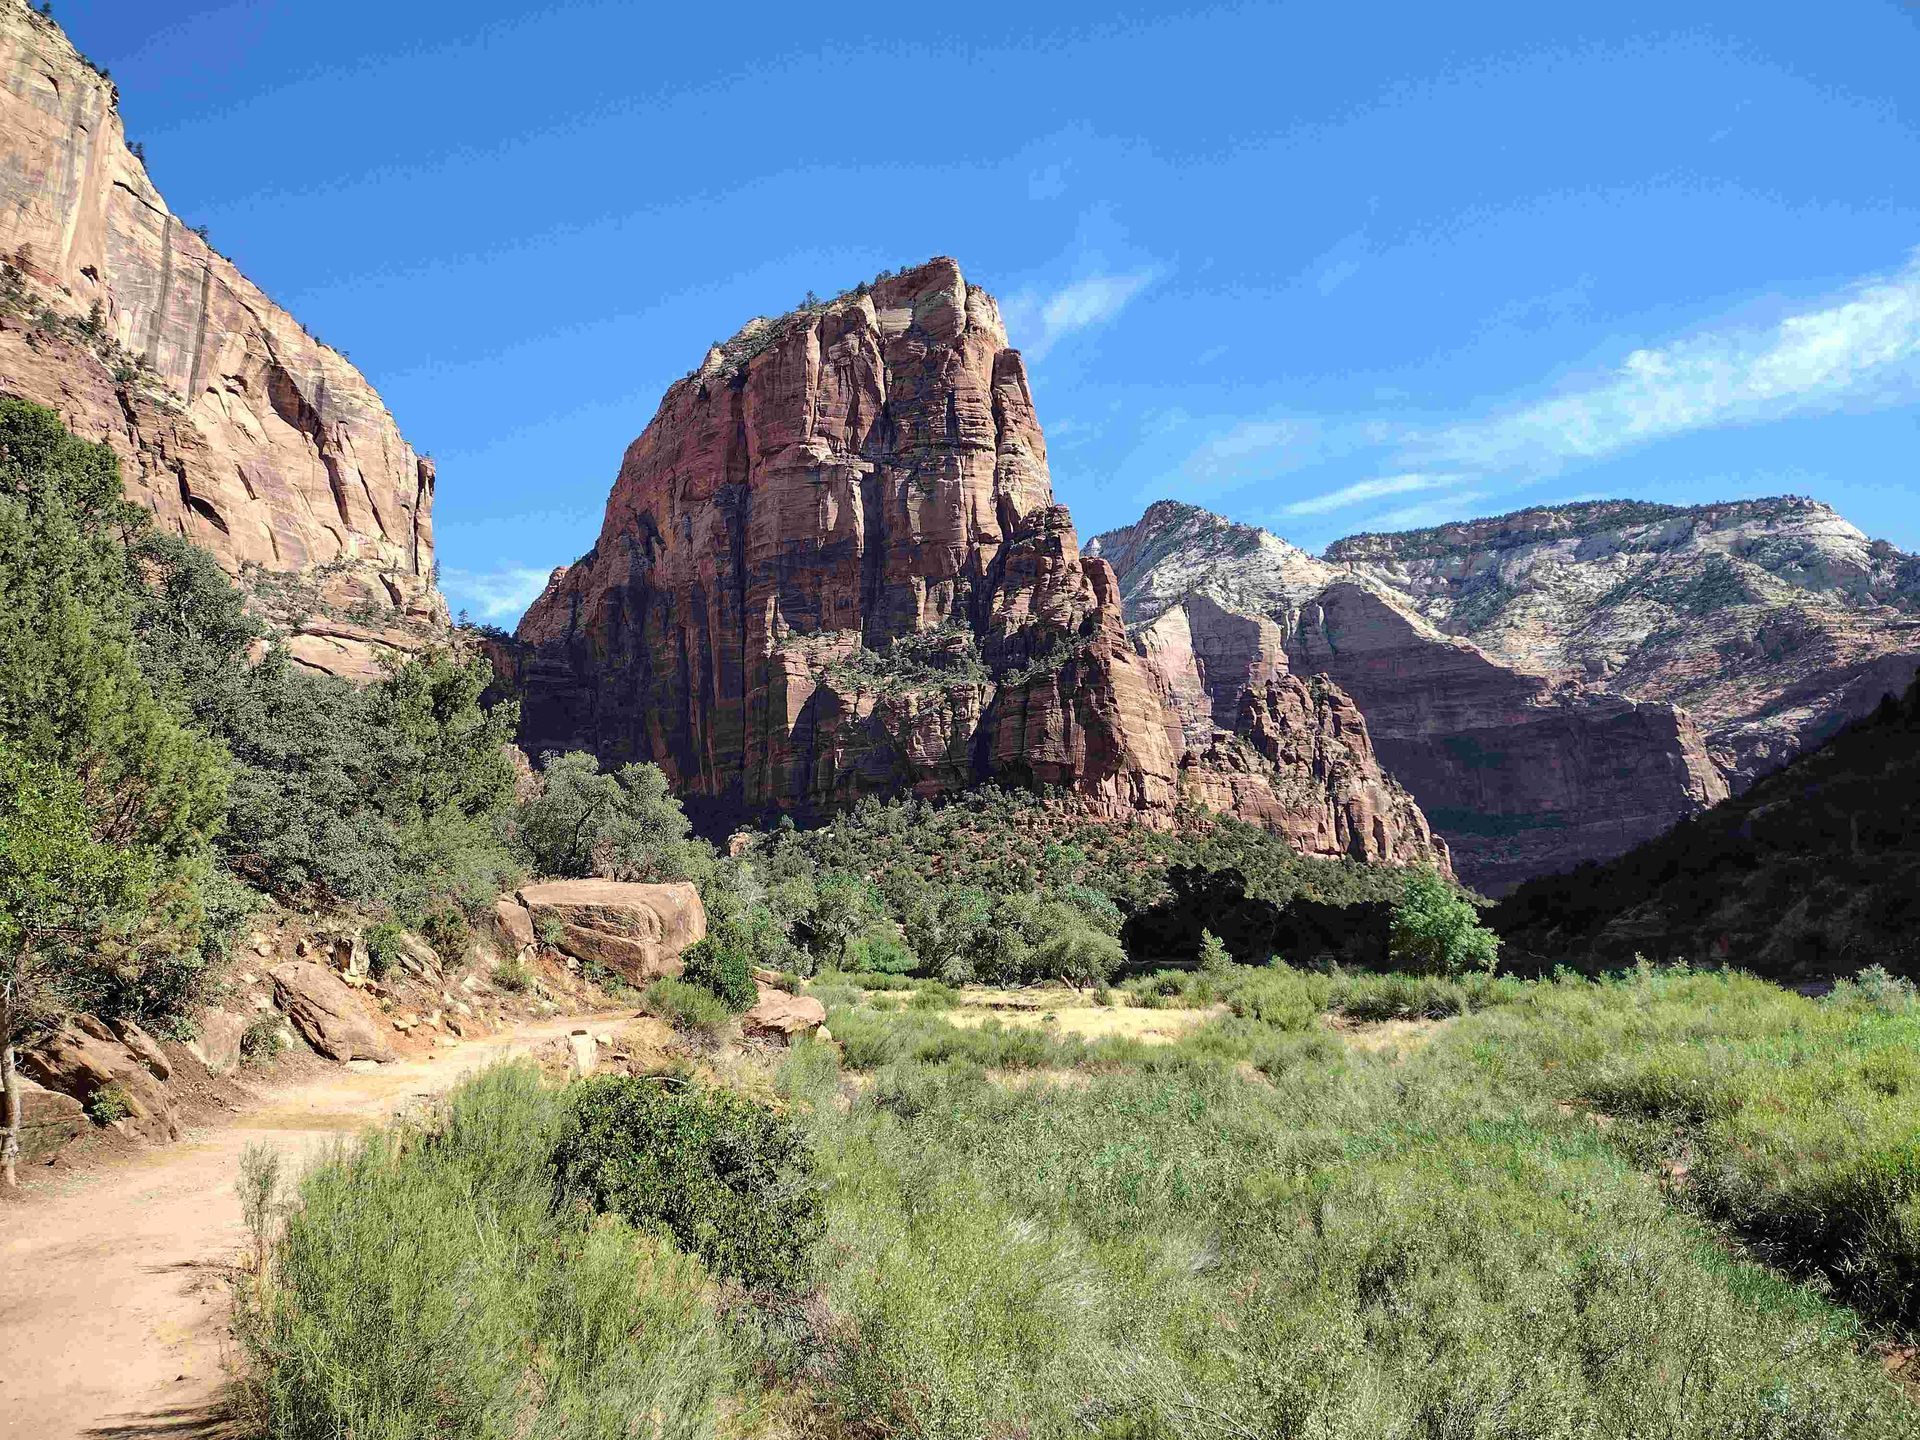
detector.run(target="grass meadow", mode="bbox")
[240,963,1920,1439]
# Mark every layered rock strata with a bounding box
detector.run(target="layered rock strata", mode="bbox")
[0,1,444,678]
[1095,502,1727,891]
[1326,497,1920,787]
[513,260,1446,869]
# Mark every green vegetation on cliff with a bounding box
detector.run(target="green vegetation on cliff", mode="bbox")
[0,397,522,1072]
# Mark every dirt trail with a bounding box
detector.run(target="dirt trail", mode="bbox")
[0,1011,637,1440]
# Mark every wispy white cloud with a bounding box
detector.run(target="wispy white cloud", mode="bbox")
[1281,472,1459,517]
[1004,270,1155,360]
[1154,248,1920,533]
[1183,417,1319,483]
[1420,247,1920,473]
[1357,492,1492,533]
[443,565,554,622]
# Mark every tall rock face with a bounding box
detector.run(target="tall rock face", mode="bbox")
[1180,675,1449,869]
[0,1,443,678]
[512,260,1448,871]
[1094,502,1727,892]
[1325,497,1920,788]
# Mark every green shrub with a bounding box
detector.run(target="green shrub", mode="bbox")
[535,910,566,948]
[242,1064,730,1437]
[1027,924,1122,988]
[415,901,470,967]
[492,956,533,993]
[1225,966,1327,1029]
[642,978,733,1039]
[553,1075,823,1292]
[241,1014,287,1063]
[679,929,758,1013]
[362,919,403,980]
[844,925,918,976]
[86,1084,131,1124]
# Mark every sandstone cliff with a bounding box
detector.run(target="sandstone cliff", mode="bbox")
[512,260,1447,870]
[1094,502,1727,891]
[0,1,443,678]
[1326,497,1920,788]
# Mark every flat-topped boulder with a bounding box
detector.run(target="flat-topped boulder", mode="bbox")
[742,984,827,1044]
[516,880,706,983]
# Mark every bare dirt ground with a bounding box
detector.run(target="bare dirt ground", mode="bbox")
[0,1011,638,1440]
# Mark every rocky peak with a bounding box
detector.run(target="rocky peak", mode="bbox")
[509,263,1447,870]
[1092,499,1338,626]
[0,0,445,678]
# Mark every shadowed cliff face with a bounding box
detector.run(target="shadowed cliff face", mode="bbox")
[0,0,443,678]
[511,260,1450,871]
[1095,502,1728,892]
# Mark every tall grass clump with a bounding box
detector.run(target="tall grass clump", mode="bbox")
[1464,963,1920,1327]
[239,1063,736,1439]
[771,1036,1913,1439]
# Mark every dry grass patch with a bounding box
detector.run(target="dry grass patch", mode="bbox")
[1327,1013,1450,1054]
[946,1002,1221,1044]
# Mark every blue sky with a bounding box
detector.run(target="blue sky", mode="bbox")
[67,1,1920,621]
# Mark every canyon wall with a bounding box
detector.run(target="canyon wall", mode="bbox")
[1095,502,1727,891]
[0,1,443,678]
[513,259,1448,870]
[1325,497,1920,787]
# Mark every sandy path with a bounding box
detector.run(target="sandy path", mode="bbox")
[0,1011,637,1440]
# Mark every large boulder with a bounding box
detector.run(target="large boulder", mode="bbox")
[492,896,537,952]
[14,1078,87,1162]
[271,961,396,1063]
[17,1020,179,1143]
[186,1007,250,1075]
[516,880,706,984]
[741,985,827,1045]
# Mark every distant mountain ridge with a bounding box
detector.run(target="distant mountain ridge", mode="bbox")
[1324,494,1920,783]
[1092,494,1920,891]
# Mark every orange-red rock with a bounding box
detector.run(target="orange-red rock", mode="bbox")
[514,260,1179,821]
[0,2,444,679]
[1181,676,1450,869]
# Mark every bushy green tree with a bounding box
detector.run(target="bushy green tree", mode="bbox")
[0,400,234,1181]
[903,884,994,980]
[680,927,759,1013]
[800,874,884,967]
[516,750,707,883]
[1028,923,1123,989]
[1198,927,1234,976]
[1391,868,1501,975]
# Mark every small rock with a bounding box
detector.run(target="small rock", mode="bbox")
[567,1030,597,1078]
[742,990,827,1045]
